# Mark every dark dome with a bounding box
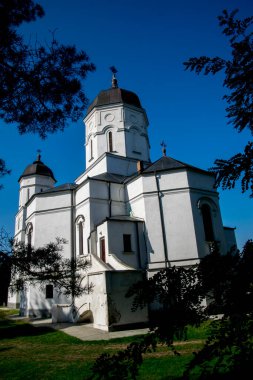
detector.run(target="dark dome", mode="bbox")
[19,155,56,182]
[87,87,142,114]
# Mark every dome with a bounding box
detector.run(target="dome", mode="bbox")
[87,87,142,114]
[19,154,56,182]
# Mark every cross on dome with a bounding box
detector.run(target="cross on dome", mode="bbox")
[36,149,42,161]
[160,141,167,156]
[109,66,118,88]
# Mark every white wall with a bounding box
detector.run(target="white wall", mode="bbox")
[106,271,148,329]
[87,272,108,330]
[107,220,140,269]
[84,103,150,169]
[19,175,55,208]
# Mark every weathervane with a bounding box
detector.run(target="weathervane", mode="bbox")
[110,66,118,88]
[160,141,167,156]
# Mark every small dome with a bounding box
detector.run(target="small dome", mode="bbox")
[87,87,142,114]
[19,155,56,182]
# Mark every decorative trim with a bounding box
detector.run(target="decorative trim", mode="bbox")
[75,215,85,224]
[197,197,218,216]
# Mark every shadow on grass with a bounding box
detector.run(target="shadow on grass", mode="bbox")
[0,318,55,340]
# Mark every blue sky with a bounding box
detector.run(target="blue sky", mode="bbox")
[0,0,252,250]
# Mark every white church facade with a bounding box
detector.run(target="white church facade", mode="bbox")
[9,75,236,330]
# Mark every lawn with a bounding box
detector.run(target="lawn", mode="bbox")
[0,308,207,379]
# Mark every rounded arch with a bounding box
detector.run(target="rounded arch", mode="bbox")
[75,215,85,256]
[107,130,113,152]
[197,197,217,215]
[75,215,85,224]
[100,124,114,135]
[197,197,216,242]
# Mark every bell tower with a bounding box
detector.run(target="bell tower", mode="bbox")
[84,71,150,169]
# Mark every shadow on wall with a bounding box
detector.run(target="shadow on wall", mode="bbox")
[108,295,121,325]
[77,309,93,323]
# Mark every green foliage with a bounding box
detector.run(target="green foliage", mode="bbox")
[184,315,253,379]
[184,240,253,378]
[91,240,253,379]
[91,265,207,379]
[184,9,253,196]
[90,333,158,380]
[210,142,253,197]
[0,309,207,380]
[0,230,92,299]
[0,0,95,138]
[199,240,253,316]
[0,159,11,189]
[0,0,95,185]
[126,266,206,346]
[0,229,12,304]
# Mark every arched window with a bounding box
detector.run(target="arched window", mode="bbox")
[108,131,113,152]
[26,223,33,255]
[90,139,93,159]
[201,204,214,241]
[78,221,84,256]
[76,216,85,256]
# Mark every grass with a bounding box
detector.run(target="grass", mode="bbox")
[0,308,207,379]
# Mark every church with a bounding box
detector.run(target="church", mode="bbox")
[9,74,236,330]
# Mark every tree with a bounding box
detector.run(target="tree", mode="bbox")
[0,229,12,304]
[90,265,207,380]
[183,240,253,379]
[0,159,10,190]
[184,9,253,197]
[0,0,95,184]
[0,228,92,314]
[91,241,253,379]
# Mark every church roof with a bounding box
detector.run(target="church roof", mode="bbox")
[108,216,144,222]
[19,154,56,182]
[90,172,128,183]
[142,156,212,175]
[87,87,142,114]
[42,183,77,193]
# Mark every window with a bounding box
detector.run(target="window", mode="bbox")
[100,237,106,262]
[78,221,84,256]
[108,131,113,152]
[76,215,85,256]
[46,285,53,299]
[123,234,132,252]
[26,223,33,255]
[90,139,93,159]
[201,204,214,241]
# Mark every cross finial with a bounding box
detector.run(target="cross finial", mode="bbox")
[160,141,167,156]
[110,66,118,88]
[36,149,41,161]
